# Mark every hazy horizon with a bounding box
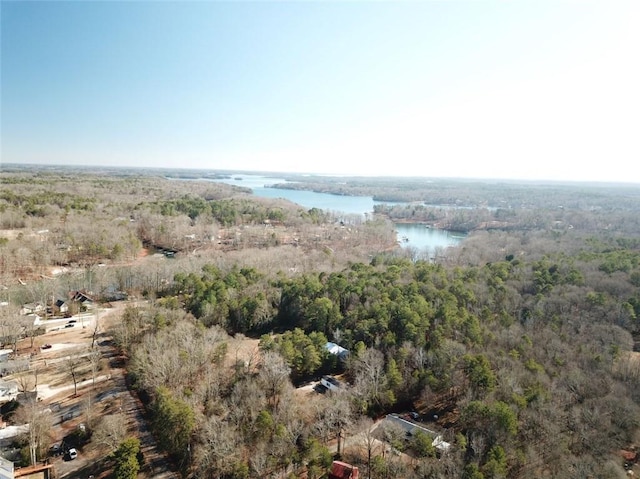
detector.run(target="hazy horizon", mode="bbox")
[2,1,639,183]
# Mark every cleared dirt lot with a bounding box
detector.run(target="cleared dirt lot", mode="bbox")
[7,301,178,479]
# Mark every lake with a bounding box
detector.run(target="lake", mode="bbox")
[207,174,466,254]
[394,223,466,254]
[213,174,380,215]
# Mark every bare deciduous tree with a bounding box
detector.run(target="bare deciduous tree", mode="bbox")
[193,415,241,477]
[356,417,380,479]
[15,370,36,393]
[312,394,353,454]
[62,350,85,396]
[0,304,25,351]
[258,350,291,411]
[15,398,53,466]
[91,308,102,348]
[88,347,102,387]
[92,413,128,453]
[351,347,387,410]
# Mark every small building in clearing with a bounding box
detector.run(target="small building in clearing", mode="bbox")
[50,299,68,316]
[385,414,451,455]
[20,303,43,316]
[325,342,349,361]
[320,375,343,393]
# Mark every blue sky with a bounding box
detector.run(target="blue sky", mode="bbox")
[2,1,639,182]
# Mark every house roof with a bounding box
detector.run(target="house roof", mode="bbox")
[329,461,359,479]
[14,463,54,478]
[325,342,349,357]
[69,290,93,303]
[322,376,342,387]
[21,303,43,311]
[620,449,638,462]
[0,455,13,479]
[385,414,451,453]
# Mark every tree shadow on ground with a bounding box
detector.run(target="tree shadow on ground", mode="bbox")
[60,456,111,479]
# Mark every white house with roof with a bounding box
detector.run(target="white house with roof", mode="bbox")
[320,375,344,392]
[325,342,349,361]
[51,299,68,315]
[20,303,43,316]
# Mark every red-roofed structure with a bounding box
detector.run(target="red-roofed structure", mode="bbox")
[329,460,359,479]
[620,449,638,463]
[14,463,55,479]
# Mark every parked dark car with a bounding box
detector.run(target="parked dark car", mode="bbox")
[41,344,52,349]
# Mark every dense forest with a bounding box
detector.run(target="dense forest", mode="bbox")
[2,165,640,478]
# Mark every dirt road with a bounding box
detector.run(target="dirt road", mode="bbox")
[16,301,179,479]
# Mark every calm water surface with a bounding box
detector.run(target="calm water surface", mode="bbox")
[217,175,378,215]
[210,175,465,253]
[395,223,465,253]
